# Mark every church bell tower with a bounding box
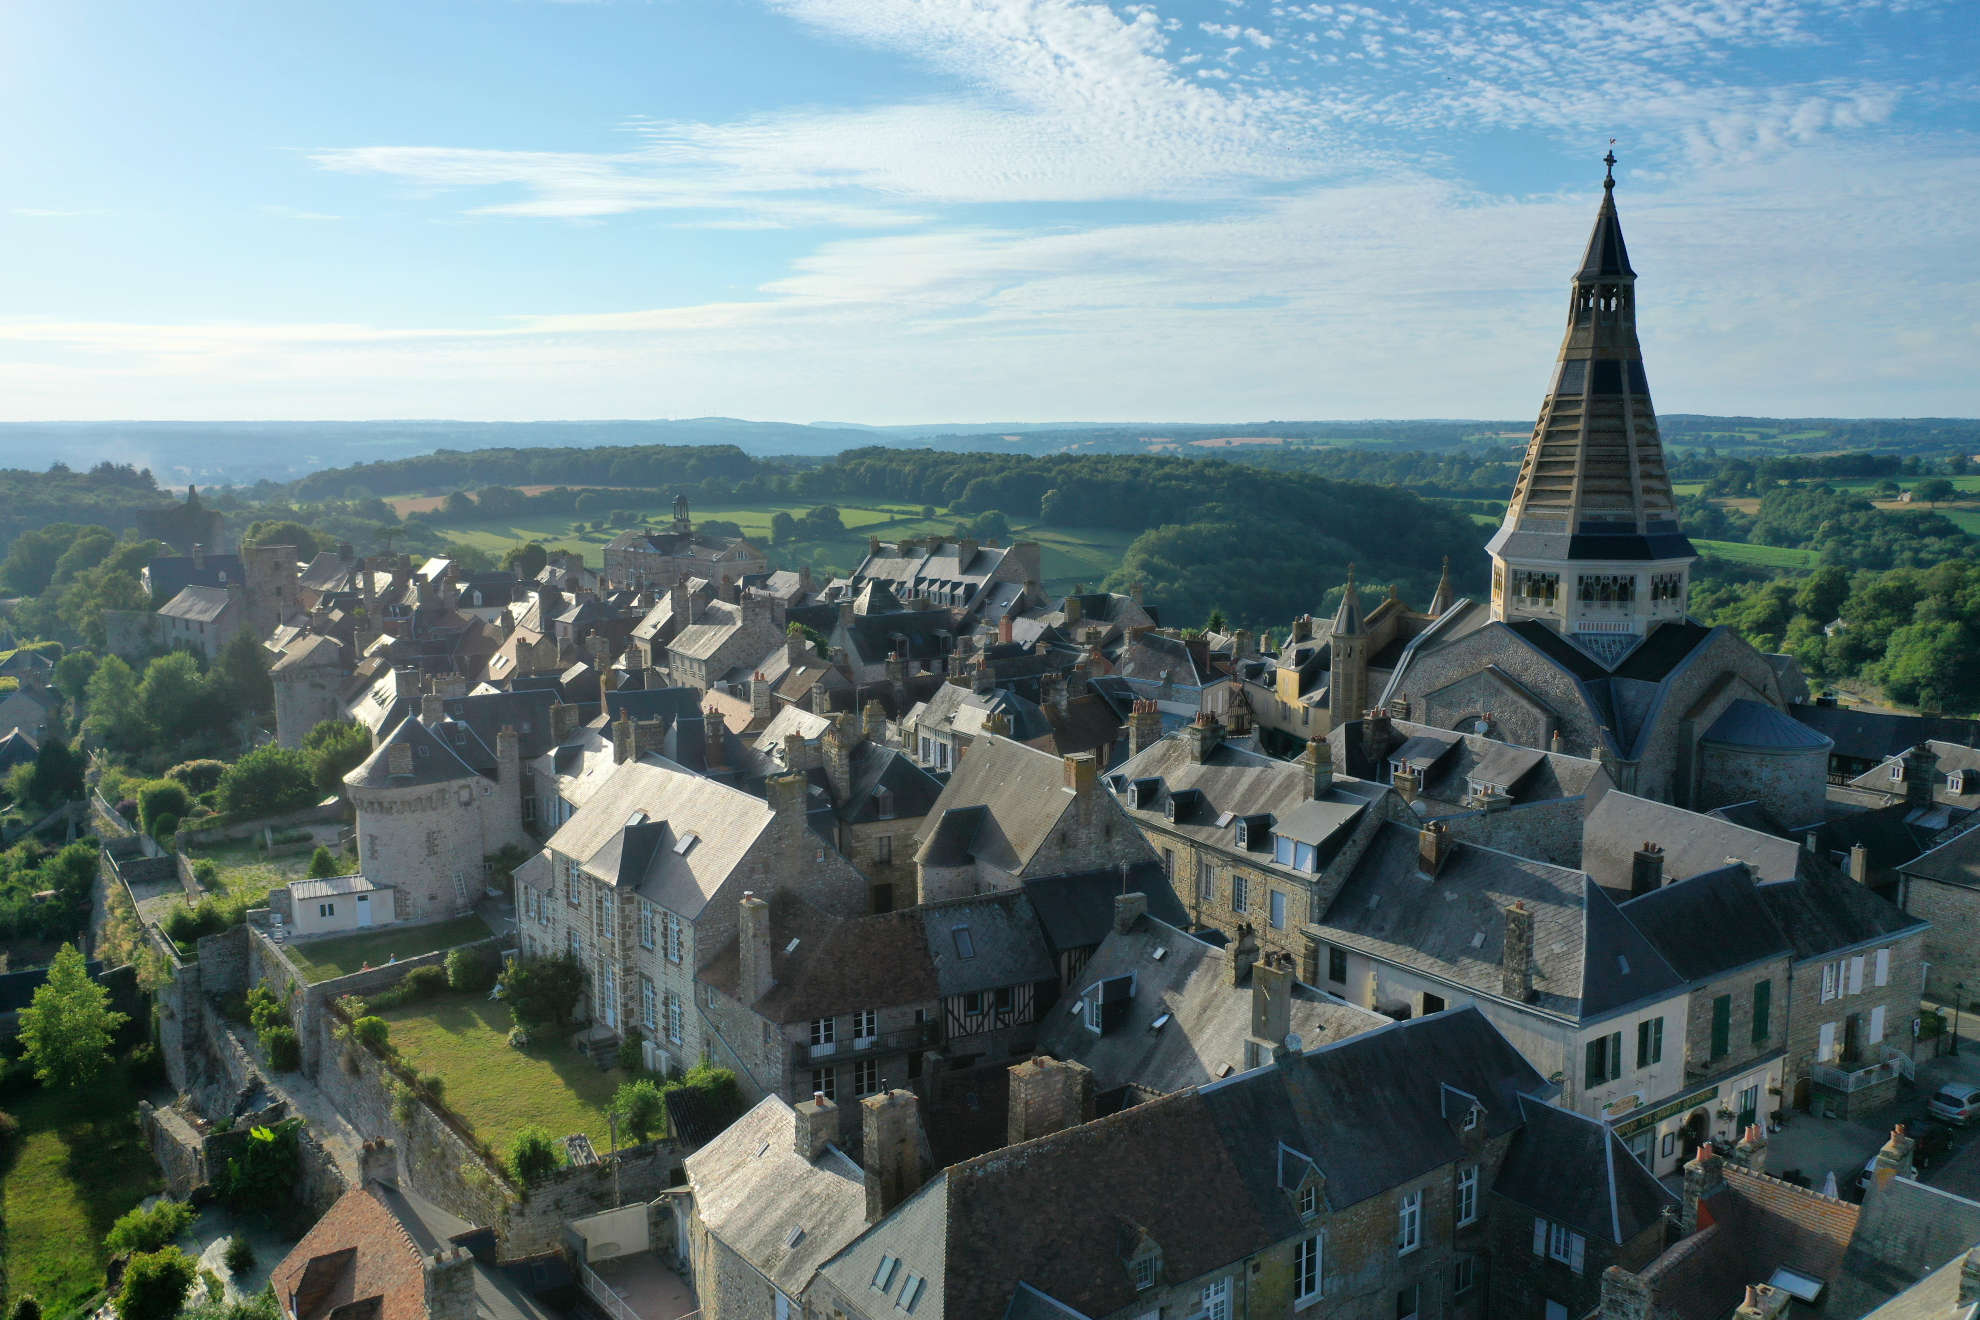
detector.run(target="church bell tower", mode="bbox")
[1485,154,1696,665]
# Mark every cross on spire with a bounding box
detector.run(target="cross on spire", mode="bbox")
[1604,144,1617,189]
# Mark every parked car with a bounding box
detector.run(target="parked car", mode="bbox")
[1911,1119,1955,1169]
[1928,1084,1980,1125]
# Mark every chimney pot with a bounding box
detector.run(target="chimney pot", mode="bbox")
[1631,843,1665,897]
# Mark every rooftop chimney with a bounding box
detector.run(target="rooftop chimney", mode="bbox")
[751,672,773,719]
[1302,737,1333,799]
[1063,752,1097,802]
[421,692,444,725]
[1228,924,1260,988]
[794,1092,838,1163]
[1128,699,1163,759]
[1847,843,1870,885]
[1251,960,1292,1046]
[1417,822,1451,879]
[613,710,635,764]
[738,892,773,1005]
[1363,707,1395,764]
[1006,1056,1095,1146]
[1902,743,1939,808]
[1501,901,1534,1003]
[1112,889,1147,934]
[862,1090,927,1224]
[1393,765,1421,803]
[1681,1144,1726,1235]
[1185,712,1223,764]
[766,772,808,839]
[863,699,887,745]
[1631,843,1665,897]
[1871,1124,1916,1201]
[422,1248,477,1320]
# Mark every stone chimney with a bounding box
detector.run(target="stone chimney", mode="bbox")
[1362,707,1395,765]
[701,710,726,771]
[421,692,444,725]
[1417,822,1452,879]
[823,715,854,803]
[1067,657,1090,701]
[971,653,995,695]
[738,892,773,1005]
[885,648,908,687]
[863,699,887,745]
[862,1090,926,1224]
[1550,728,1566,753]
[1870,1124,1917,1200]
[1252,960,1292,1046]
[496,726,519,791]
[811,678,833,715]
[1006,1056,1094,1146]
[1631,843,1665,897]
[422,1248,477,1320]
[387,741,414,779]
[1228,924,1260,988]
[750,672,773,720]
[550,701,579,743]
[1393,766,1421,803]
[1128,699,1163,758]
[1185,712,1223,764]
[766,772,808,839]
[1501,901,1534,1002]
[1064,594,1083,624]
[1902,743,1939,808]
[1733,1286,1789,1320]
[1302,737,1333,799]
[1681,1144,1726,1235]
[794,1092,838,1162]
[1601,1266,1654,1320]
[957,538,978,568]
[1063,752,1097,807]
[1733,1122,1767,1175]
[359,1138,398,1188]
[1958,1247,1980,1307]
[1847,843,1870,885]
[1113,889,1147,934]
[613,710,635,765]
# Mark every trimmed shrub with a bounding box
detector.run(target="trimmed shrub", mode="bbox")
[10,1295,41,1320]
[165,761,228,795]
[115,1248,196,1320]
[351,1016,390,1052]
[224,1235,254,1276]
[615,1037,644,1073]
[509,1125,560,1188]
[306,847,338,879]
[107,1199,198,1256]
[259,1025,300,1072]
[149,813,179,845]
[137,781,191,838]
[445,947,494,993]
[418,1072,445,1099]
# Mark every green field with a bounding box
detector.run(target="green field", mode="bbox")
[421,499,1137,593]
[287,913,495,982]
[1692,539,1818,569]
[0,1071,159,1317]
[379,992,626,1156]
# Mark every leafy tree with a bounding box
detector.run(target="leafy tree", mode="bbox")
[219,1121,301,1211]
[499,955,585,1030]
[697,519,744,539]
[509,1125,560,1187]
[50,528,117,587]
[1914,478,1957,506]
[240,519,319,561]
[0,528,69,596]
[798,505,844,538]
[11,737,84,810]
[770,511,798,544]
[1205,608,1228,633]
[443,491,477,519]
[306,846,338,879]
[446,947,495,992]
[10,1295,40,1320]
[1793,566,1850,625]
[474,486,527,517]
[106,1200,197,1256]
[613,1079,666,1143]
[502,541,548,580]
[224,1236,254,1276]
[84,654,147,752]
[137,780,192,837]
[213,628,274,724]
[115,1248,196,1320]
[140,651,220,748]
[20,943,130,1089]
[52,648,98,708]
[303,719,371,795]
[166,759,229,795]
[217,744,317,818]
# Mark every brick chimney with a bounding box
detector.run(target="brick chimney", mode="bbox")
[423,1248,477,1320]
[794,1092,838,1162]
[1733,1123,1767,1175]
[550,701,579,743]
[1113,889,1147,934]
[823,715,855,803]
[1631,843,1665,897]
[1680,1144,1726,1235]
[1417,822,1451,879]
[1006,1057,1094,1146]
[766,772,809,841]
[1063,752,1097,804]
[1251,960,1292,1046]
[1362,708,1395,765]
[862,1090,926,1224]
[1733,1285,1789,1320]
[738,892,773,1005]
[1501,901,1534,1002]
[1228,924,1260,988]
[1302,737,1333,799]
[1128,699,1162,758]
[1393,766,1421,803]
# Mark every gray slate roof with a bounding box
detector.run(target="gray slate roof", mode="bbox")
[1702,698,1834,751]
[1493,1094,1675,1244]
[1583,791,1804,890]
[913,735,1107,876]
[1755,865,1924,963]
[921,891,1055,997]
[157,584,234,623]
[1619,865,1790,982]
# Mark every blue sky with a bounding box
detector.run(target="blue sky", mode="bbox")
[3,0,1976,423]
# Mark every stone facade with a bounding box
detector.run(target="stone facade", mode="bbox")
[1784,930,1926,1115]
[347,731,526,923]
[1898,875,1980,1003]
[272,637,350,748]
[666,591,787,691]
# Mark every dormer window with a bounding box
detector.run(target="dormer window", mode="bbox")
[1129,1253,1158,1291]
[1891,762,1905,782]
[875,787,896,820]
[1951,771,1968,795]
[1299,1184,1318,1221]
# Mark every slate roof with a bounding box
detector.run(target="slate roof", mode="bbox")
[270,632,346,675]
[1900,821,1980,889]
[1848,740,1980,809]
[1834,1176,1980,1318]
[1859,1249,1972,1320]
[157,583,235,623]
[1619,865,1790,982]
[1582,791,1804,890]
[144,551,244,602]
[1788,704,1980,767]
[911,683,1054,745]
[346,715,482,789]
[1319,822,1682,1021]
[922,891,1056,997]
[913,735,1104,876]
[1494,1094,1674,1244]
[1032,914,1388,1095]
[1702,699,1834,751]
[683,1096,869,1299]
[841,744,946,825]
[700,893,941,1022]
[1754,865,1924,963]
[669,600,749,661]
[1115,633,1223,690]
[1020,863,1187,958]
[0,727,39,774]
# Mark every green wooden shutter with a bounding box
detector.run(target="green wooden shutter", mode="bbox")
[1711,994,1731,1058]
[1752,979,1772,1044]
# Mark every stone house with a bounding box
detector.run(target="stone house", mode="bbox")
[914,736,1155,905]
[1309,819,1696,1171]
[1113,629,1237,722]
[666,590,788,692]
[1032,898,1388,1102]
[1898,820,1980,1000]
[515,760,869,1072]
[603,497,767,593]
[1111,720,1394,968]
[843,536,1043,629]
[824,582,958,688]
[155,583,246,660]
[919,889,1057,1071]
[344,701,528,922]
[1618,867,1792,1165]
[270,632,350,748]
[698,893,941,1113]
[806,1008,1671,1320]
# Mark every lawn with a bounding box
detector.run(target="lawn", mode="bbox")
[183,838,333,904]
[287,913,495,982]
[378,992,626,1156]
[0,1071,159,1317]
[1692,539,1818,569]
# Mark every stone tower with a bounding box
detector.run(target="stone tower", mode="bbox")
[1486,153,1696,665]
[1328,568,1368,725]
[672,492,691,535]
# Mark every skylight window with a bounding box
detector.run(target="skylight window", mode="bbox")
[872,1257,900,1292]
[952,926,975,958]
[674,833,699,856]
[785,1226,805,1248]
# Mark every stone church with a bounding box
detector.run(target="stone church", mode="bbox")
[1330,157,1820,817]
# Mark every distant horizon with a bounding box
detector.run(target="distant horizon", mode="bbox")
[4,2,1976,421]
[4,413,1979,428]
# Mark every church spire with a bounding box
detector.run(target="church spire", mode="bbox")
[1429,556,1454,617]
[1485,154,1696,660]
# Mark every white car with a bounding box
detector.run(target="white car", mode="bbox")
[1927,1083,1980,1125]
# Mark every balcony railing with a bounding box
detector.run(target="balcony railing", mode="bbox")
[793,1022,938,1070]
[1811,1056,1902,1093]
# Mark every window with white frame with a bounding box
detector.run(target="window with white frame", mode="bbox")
[1395,1283,1419,1320]
[667,993,683,1046]
[1456,1164,1478,1227]
[666,911,684,963]
[1821,961,1837,1003]
[811,1017,836,1049]
[1870,1004,1887,1045]
[1200,1279,1230,1320]
[639,902,656,950]
[1198,859,1213,905]
[854,1058,880,1096]
[1295,1234,1322,1306]
[599,892,616,940]
[568,929,582,960]
[1397,1189,1422,1255]
[1453,1258,1476,1296]
[1231,873,1249,913]
[1130,1254,1157,1292]
[1535,1218,1585,1273]
[811,1067,837,1101]
[641,976,657,1030]
[1848,954,1865,995]
[1270,890,1287,930]
[853,1009,878,1042]
[1298,1183,1318,1221]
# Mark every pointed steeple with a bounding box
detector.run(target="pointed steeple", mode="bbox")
[1331,566,1365,638]
[1486,153,1696,655]
[1429,556,1454,616]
